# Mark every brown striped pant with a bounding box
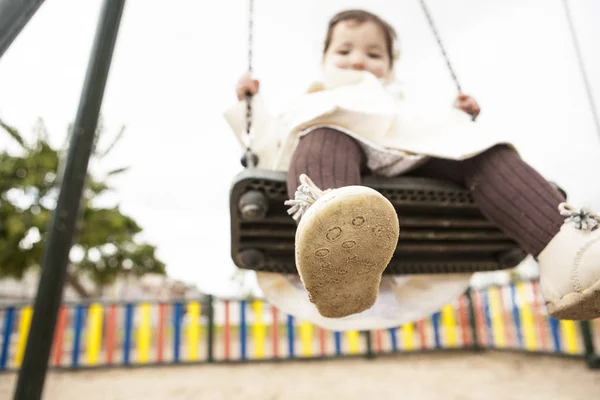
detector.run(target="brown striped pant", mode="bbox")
[287,128,564,258]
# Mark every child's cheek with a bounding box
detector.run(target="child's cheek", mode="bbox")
[335,60,347,69]
[370,65,384,78]
[377,65,390,79]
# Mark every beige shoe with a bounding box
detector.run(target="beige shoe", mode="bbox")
[285,174,399,318]
[538,203,600,320]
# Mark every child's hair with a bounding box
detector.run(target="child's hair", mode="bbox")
[323,9,398,68]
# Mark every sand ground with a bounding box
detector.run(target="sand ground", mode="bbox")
[1,351,600,400]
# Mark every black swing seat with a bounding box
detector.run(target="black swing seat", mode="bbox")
[230,168,564,275]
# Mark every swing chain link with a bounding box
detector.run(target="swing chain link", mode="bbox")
[242,0,258,168]
[246,0,253,136]
[418,0,462,93]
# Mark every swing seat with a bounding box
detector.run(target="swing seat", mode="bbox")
[230,168,565,275]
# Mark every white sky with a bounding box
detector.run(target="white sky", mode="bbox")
[0,0,599,297]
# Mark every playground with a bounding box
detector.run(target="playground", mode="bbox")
[1,0,600,398]
[1,282,600,398]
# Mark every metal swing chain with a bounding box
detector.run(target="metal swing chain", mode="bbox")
[242,0,258,168]
[246,0,253,135]
[418,0,462,93]
[419,0,480,121]
[562,0,600,141]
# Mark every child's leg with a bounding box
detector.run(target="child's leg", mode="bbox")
[286,128,398,319]
[410,145,564,257]
[413,145,600,320]
[287,127,365,199]
[462,145,565,257]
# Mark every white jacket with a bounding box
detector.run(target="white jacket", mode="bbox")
[224,69,513,331]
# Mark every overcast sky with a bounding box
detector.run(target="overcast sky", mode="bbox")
[0,0,598,297]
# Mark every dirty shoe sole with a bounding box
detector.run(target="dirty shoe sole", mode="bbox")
[295,186,399,318]
[545,279,600,320]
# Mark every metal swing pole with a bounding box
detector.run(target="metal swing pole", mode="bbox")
[0,0,46,60]
[13,1,126,399]
[562,0,600,369]
[561,0,600,143]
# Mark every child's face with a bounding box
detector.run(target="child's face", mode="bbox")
[323,20,392,81]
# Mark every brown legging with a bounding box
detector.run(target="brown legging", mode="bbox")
[287,128,565,258]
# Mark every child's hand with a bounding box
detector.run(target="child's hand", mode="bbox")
[236,73,260,101]
[453,93,480,118]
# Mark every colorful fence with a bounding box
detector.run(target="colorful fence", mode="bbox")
[1,280,599,372]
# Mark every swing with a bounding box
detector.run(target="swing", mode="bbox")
[229,0,568,275]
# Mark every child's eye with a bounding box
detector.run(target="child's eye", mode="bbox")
[337,49,350,55]
[368,53,382,59]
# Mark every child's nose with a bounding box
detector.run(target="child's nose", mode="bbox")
[350,55,365,70]
[351,59,365,70]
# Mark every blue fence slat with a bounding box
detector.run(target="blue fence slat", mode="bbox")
[550,318,561,352]
[287,315,295,358]
[123,303,134,365]
[510,285,523,348]
[71,305,85,367]
[240,300,247,360]
[173,303,183,363]
[482,289,494,347]
[432,312,442,349]
[0,308,15,370]
[389,328,398,351]
[334,332,342,355]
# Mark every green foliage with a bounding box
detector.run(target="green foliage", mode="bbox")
[0,118,165,288]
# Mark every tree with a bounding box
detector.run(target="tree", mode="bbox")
[0,118,165,297]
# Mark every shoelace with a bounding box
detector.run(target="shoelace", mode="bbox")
[559,202,600,231]
[284,174,331,222]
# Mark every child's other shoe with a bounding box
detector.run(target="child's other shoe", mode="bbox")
[538,203,600,320]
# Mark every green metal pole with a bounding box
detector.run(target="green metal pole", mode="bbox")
[579,320,599,369]
[465,289,481,350]
[13,1,125,399]
[0,0,46,60]
[207,295,215,363]
[364,331,375,359]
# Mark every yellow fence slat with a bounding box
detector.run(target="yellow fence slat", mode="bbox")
[517,282,538,351]
[441,304,457,347]
[252,301,265,359]
[187,302,201,361]
[346,330,359,354]
[402,323,415,351]
[86,304,104,365]
[488,287,506,348]
[137,303,152,363]
[14,306,33,367]
[560,320,579,354]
